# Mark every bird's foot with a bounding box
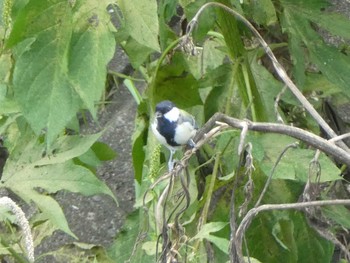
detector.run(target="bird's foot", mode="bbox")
[168,159,178,172]
[187,139,196,148]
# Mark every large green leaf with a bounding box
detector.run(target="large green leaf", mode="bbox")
[8,0,115,145]
[281,1,350,97]
[252,134,341,183]
[1,131,116,236]
[248,211,334,263]
[154,54,202,109]
[117,0,160,52]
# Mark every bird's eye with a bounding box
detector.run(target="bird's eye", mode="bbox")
[155,112,162,118]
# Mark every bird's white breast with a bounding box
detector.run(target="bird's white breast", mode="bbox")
[174,122,196,145]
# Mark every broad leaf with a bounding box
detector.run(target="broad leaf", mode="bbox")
[9,0,115,145]
[117,0,160,52]
[154,54,202,108]
[281,1,350,98]
[1,131,116,236]
[248,211,334,263]
[254,134,341,182]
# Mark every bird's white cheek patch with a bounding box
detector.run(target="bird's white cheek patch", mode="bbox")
[174,122,197,145]
[164,107,180,122]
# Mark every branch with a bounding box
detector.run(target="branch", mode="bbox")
[194,113,350,167]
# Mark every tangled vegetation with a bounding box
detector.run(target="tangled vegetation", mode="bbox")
[1,0,350,262]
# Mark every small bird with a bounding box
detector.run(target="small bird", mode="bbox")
[151,100,198,171]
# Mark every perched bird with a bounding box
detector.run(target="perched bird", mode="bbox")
[151,100,198,171]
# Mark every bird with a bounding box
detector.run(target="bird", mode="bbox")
[151,100,198,171]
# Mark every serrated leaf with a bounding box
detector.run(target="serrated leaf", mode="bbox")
[1,131,116,236]
[193,222,228,240]
[9,0,115,145]
[69,1,115,116]
[35,133,102,166]
[251,134,340,182]
[117,0,160,52]
[281,0,350,40]
[282,4,350,98]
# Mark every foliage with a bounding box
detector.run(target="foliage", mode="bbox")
[1,0,350,262]
[108,0,350,262]
[0,0,117,261]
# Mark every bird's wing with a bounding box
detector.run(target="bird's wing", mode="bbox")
[178,109,198,129]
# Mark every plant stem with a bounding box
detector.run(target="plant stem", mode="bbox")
[193,152,221,251]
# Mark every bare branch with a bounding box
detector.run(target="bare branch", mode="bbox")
[194,113,350,167]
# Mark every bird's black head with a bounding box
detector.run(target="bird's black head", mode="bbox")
[155,100,175,115]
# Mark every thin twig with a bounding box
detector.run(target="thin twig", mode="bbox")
[255,142,299,207]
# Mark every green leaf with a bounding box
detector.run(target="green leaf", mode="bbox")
[68,0,115,116]
[192,222,229,254]
[249,60,286,121]
[193,222,228,240]
[322,205,350,229]
[248,211,334,263]
[44,242,115,263]
[249,0,278,26]
[35,133,103,166]
[9,0,115,145]
[154,54,202,108]
[132,110,148,184]
[255,134,340,182]
[282,4,350,98]
[282,0,350,40]
[117,0,160,52]
[108,210,155,263]
[1,131,116,236]
[121,36,154,69]
[91,141,117,161]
